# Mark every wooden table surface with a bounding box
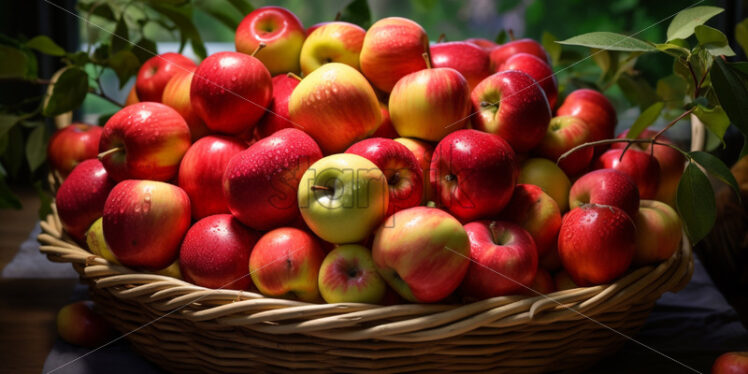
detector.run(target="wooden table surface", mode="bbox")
[0,188,77,374]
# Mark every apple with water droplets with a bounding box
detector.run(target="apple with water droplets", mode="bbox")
[318,244,386,304]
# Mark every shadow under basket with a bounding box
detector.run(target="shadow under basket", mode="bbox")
[37,205,694,373]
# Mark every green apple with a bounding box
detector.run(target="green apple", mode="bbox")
[298,153,389,244]
[85,217,119,264]
[518,158,571,212]
[318,244,386,304]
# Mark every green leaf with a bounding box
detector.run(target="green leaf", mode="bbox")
[627,102,664,139]
[93,43,109,62]
[694,25,735,57]
[110,15,130,55]
[694,105,730,143]
[0,177,22,210]
[78,2,115,21]
[67,51,91,66]
[690,151,741,202]
[676,162,716,243]
[25,124,47,172]
[673,57,694,96]
[666,5,724,41]
[0,115,20,139]
[654,42,690,58]
[149,3,207,59]
[711,57,748,136]
[495,30,507,45]
[736,18,748,55]
[132,38,157,64]
[42,68,89,117]
[339,0,372,29]
[0,45,31,79]
[25,35,66,56]
[591,48,613,76]
[617,73,659,109]
[557,32,656,52]
[657,74,687,109]
[541,32,561,66]
[108,50,140,88]
[196,0,241,30]
[226,0,254,15]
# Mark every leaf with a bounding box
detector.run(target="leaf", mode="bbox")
[25,35,66,56]
[78,2,115,21]
[694,25,736,57]
[110,15,130,55]
[557,32,656,52]
[627,102,664,139]
[339,0,372,29]
[591,48,612,76]
[694,105,730,143]
[673,57,694,96]
[541,32,561,66]
[654,42,690,58]
[42,68,89,117]
[25,124,47,172]
[617,73,659,109]
[149,3,207,59]
[108,50,140,88]
[0,115,20,139]
[226,0,254,15]
[737,18,748,55]
[495,30,507,45]
[676,162,716,243]
[656,74,687,109]
[0,45,30,79]
[132,38,157,64]
[0,177,22,210]
[690,151,741,202]
[666,5,724,41]
[711,57,748,136]
[196,0,241,30]
[93,43,109,62]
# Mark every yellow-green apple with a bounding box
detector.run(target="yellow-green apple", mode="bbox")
[125,85,139,106]
[249,227,324,301]
[523,268,555,295]
[595,148,661,199]
[464,38,497,51]
[430,129,518,222]
[318,244,386,304]
[499,184,561,260]
[557,89,617,155]
[712,352,748,374]
[518,158,571,212]
[298,153,388,244]
[632,200,683,265]
[360,17,429,93]
[85,217,119,264]
[372,206,470,303]
[56,301,113,348]
[103,180,191,270]
[235,6,305,75]
[388,66,471,142]
[569,169,640,218]
[56,159,115,243]
[558,204,636,286]
[289,62,381,154]
[471,70,551,153]
[500,52,558,108]
[179,214,260,290]
[47,123,103,177]
[489,38,550,72]
[135,52,196,102]
[554,270,579,290]
[535,115,594,176]
[612,129,684,205]
[154,260,182,279]
[300,21,365,75]
[394,137,434,203]
[346,138,423,216]
[190,51,272,135]
[256,74,301,138]
[162,70,210,141]
[98,102,191,182]
[461,220,538,299]
[224,128,322,230]
[178,135,247,220]
[430,41,492,91]
[371,102,399,138]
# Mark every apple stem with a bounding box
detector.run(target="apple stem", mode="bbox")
[508,29,516,41]
[287,72,303,81]
[251,42,266,57]
[97,146,122,160]
[422,52,432,69]
[334,12,341,21]
[311,185,332,192]
[437,33,446,43]
[426,201,436,208]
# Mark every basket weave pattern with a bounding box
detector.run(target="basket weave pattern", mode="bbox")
[37,205,693,373]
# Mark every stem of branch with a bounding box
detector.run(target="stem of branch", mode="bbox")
[557,138,690,165]
[89,87,124,108]
[687,60,700,97]
[653,106,695,141]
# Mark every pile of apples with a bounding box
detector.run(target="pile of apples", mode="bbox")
[50,6,685,305]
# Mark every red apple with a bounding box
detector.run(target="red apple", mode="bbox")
[464,38,497,51]
[462,220,538,299]
[430,41,492,91]
[371,102,399,138]
[595,148,661,200]
[47,123,103,177]
[431,129,518,222]
[178,135,247,219]
[288,63,381,154]
[103,180,191,270]
[98,102,191,182]
[394,137,434,203]
[534,115,594,176]
[557,89,617,155]
[712,352,748,374]
[299,21,366,75]
[500,52,558,108]
[360,17,430,93]
[224,128,322,231]
[317,244,386,304]
[235,6,305,75]
[569,169,640,218]
[471,70,552,153]
[56,301,113,348]
[524,268,555,295]
[346,137,423,216]
[372,206,470,303]
[499,184,561,259]
[135,52,196,102]
[389,66,471,142]
[162,70,211,142]
[632,200,683,266]
[256,74,301,138]
[56,159,115,242]
[249,227,325,302]
[554,270,579,291]
[489,38,550,71]
[558,204,636,286]
[179,214,260,290]
[190,51,273,135]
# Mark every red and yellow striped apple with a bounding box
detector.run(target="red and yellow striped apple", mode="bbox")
[557,89,617,155]
[535,115,594,176]
[47,123,103,177]
[318,244,386,304]
[569,169,640,218]
[371,102,399,138]
[632,200,683,265]
[394,137,434,203]
[430,41,492,92]
[162,70,210,141]
[499,52,558,108]
[135,52,195,102]
[300,21,365,75]
[256,74,301,138]
[56,301,113,348]
[235,6,305,75]
[499,184,561,260]
[595,148,661,200]
[489,38,550,72]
